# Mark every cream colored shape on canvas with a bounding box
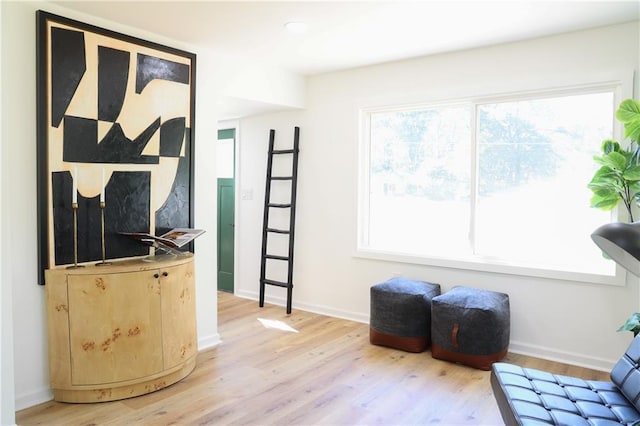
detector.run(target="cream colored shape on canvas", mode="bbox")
[118,78,189,138]
[152,157,180,211]
[142,129,160,156]
[64,32,99,120]
[97,121,113,143]
[49,122,65,174]
[116,42,190,138]
[76,165,111,200]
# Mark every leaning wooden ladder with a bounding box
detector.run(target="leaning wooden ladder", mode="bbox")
[259,127,300,314]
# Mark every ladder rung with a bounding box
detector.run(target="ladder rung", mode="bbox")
[264,254,289,261]
[266,228,290,234]
[272,149,296,154]
[268,203,291,208]
[271,176,293,181]
[262,279,291,288]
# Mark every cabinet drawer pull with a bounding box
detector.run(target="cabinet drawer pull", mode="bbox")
[153,273,160,279]
[162,271,169,277]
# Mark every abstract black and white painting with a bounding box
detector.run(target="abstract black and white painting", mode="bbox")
[36,11,196,284]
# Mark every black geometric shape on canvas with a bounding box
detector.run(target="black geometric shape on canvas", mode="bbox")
[63,116,160,164]
[160,117,186,157]
[156,135,191,240]
[98,46,130,122]
[107,171,152,258]
[52,171,75,265]
[62,116,97,162]
[52,171,106,264]
[51,27,86,128]
[136,53,189,93]
[52,171,150,264]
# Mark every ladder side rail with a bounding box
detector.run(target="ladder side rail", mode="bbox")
[285,127,300,313]
[259,129,276,307]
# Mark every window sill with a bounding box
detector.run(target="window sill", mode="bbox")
[354,247,625,286]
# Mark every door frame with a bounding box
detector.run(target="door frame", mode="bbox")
[217,125,237,293]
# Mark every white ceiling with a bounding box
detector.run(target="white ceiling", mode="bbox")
[52,1,639,119]
[53,1,640,76]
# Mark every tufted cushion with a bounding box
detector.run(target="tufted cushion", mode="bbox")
[611,334,640,413]
[491,362,640,425]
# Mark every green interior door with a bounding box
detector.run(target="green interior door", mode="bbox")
[217,128,235,293]
[217,178,234,292]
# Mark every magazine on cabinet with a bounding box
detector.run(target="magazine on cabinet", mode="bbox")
[120,228,206,249]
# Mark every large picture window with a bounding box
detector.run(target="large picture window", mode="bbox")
[360,88,619,281]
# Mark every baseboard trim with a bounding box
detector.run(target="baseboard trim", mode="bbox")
[504,340,615,372]
[198,333,222,351]
[235,290,369,324]
[15,387,53,411]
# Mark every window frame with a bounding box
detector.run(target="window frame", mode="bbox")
[357,81,631,286]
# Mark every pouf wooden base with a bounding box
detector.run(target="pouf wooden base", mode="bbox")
[431,286,510,370]
[370,278,441,353]
[369,328,429,353]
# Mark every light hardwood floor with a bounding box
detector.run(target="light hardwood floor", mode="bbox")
[17,291,610,425]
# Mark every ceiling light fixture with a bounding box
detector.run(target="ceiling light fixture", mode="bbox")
[285,21,307,33]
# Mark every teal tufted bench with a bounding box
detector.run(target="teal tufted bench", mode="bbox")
[491,335,640,425]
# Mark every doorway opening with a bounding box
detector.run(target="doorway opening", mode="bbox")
[217,128,235,293]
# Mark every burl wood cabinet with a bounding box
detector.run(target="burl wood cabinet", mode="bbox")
[45,254,197,403]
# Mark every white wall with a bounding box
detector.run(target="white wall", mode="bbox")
[0,0,229,414]
[235,22,640,371]
[218,51,305,111]
[0,1,17,423]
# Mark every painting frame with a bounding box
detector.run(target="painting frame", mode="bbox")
[36,10,197,285]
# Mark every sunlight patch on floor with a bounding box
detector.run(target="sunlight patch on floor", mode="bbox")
[257,318,299,333]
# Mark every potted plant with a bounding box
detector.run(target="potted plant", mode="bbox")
[588,98,640,335]
[618,313,640,337]
[588,99,640,222]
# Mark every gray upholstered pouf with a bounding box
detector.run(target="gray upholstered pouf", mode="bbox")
[370,278,441,353]
[431,286,510,370]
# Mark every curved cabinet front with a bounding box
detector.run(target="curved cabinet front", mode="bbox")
[45,254,197,403]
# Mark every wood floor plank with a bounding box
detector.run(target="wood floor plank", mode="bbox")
[16,291,611,425]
